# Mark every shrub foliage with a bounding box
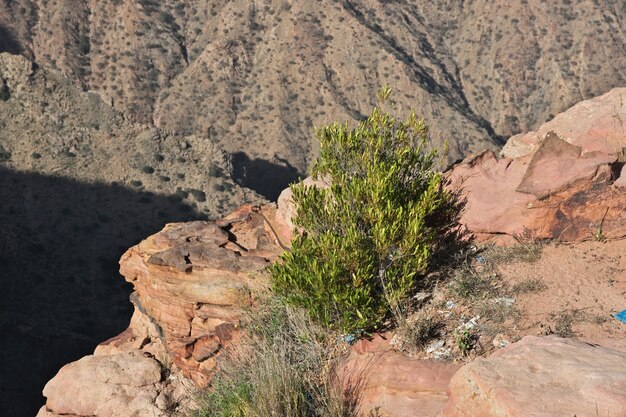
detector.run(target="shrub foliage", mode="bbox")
[271,93,462,332]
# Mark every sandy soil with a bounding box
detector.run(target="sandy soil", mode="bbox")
[497,239,626,352]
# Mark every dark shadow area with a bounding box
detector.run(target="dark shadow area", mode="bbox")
[231,152,303,201]
[0,167,205,417]
[0,24,21,55]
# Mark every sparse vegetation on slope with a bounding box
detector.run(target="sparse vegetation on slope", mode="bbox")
[4,0,626,175]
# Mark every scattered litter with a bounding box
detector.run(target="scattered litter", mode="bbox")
[446,300,456,309]
[432,347,451,360]
[426,340,445,353]
[476,255,485,264]
[615,310,626,324]
[492,334,510,348]
[493,297,516,307]
[458,315,480,330]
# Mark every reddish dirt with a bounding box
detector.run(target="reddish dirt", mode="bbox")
[496,239,626,352]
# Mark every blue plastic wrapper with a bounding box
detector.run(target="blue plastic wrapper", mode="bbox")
[341,329,365,345]
[615,310,626,324]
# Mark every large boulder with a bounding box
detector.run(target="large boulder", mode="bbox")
[502,87,626,159]
[441,336,626,417]
[38,352,163,417]
[448,91,626,242]
[341,335,460,417]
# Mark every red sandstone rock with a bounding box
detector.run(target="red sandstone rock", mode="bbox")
[38,351,162,417]
[191,336,220,362]
[117,204,283,386]
[515,131,616,198]
[447,150,534,237]
[502,87,626,159]
[448,89,626,242]
[441,336,626,417]
[38,204,285,416]
[341,334,460,417]
[448,132,626,242]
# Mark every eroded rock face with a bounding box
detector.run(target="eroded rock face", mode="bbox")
[118,204,284,388]
[38,352,163,417]
[502,87,626,159]
[441,336,626,417]
[341,335,460,417]
[38,204,285,416]
[449,95,626,242]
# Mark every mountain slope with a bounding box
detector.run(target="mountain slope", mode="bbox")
[2,0,625,173]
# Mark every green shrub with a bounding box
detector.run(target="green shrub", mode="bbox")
[271,90,463,332]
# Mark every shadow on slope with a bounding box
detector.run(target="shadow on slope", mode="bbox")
[0,24,21,54]
[0,167,206,417]
[231,152,303,201]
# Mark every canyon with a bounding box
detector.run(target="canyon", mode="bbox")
[1,1,626,415]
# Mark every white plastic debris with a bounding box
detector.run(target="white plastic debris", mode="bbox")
[458,315,480,330]
[493,297,516,307]
[426,340,445,354]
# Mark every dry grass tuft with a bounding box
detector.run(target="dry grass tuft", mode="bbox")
[449,259,499,301]
[483,229,543,265]
[512,277,547,294]
[192,298,364,417]
[393,308,443,354]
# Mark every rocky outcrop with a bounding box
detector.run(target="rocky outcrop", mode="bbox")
[343,335,460,417]
[275,175,330,245]
[502,87,626,159]
[448,90,626,242]
[37,204,285,416]
[441,336,626,417]
[38,352,172,417]
[36,89,626,416]
[118,204,284,387]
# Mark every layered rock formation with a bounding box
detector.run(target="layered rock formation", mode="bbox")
[448,87,626,242]
[37,204,285,416]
